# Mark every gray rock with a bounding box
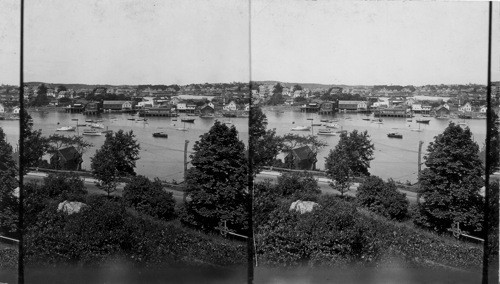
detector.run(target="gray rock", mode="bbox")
[57,201,87,215]
[289,200,319,214]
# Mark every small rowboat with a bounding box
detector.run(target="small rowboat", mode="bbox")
[152,132,168,138]
[387,133,403,139]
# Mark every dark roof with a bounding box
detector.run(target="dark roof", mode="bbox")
[57,146,80,161]
[291,146,313,161]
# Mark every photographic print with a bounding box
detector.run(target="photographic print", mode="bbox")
[250,1,499,283]
[0,0,20,283]
[0,0,499,283]
[22,0,250,283]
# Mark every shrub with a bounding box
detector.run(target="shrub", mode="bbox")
[42,172,86,201]
[123,175,176,221]
[25,196,129,265]
[256,196,380,267]
[356,176,409,221]
[275,171,321,201]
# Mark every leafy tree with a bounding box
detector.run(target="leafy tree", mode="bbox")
[183,121,248,233]
[31,84,50,106]
[292,84,303,91]
[22,110,49,174]
[281,133,327,154]
[356,176,409,221]
[249,106,283,174]
[479,109,499,175]
[332,130,374,176]
[418,122,484,234]
[273,83,283,94]
[0,128,19,237]
[91,145,119,196]
[294,96,307,103]
[92,130,140,177]
[325,149,352,197]
[267,93,285,106]
[123,175,175,221]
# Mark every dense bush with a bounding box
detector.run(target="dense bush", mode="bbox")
[356,176,408,221]
[256,195,380,267]
[253,180,282,228]
[358,209,483,271]
[254,172,321,229]
[123,175,176,221]
[23,173,86,228]
[24,194,246,267]
[25,196,129,265]
[256,195,482,271]
[126,216,247,266]
[42,172,86,201]
[0,247,17,270]
[275,171,321,201]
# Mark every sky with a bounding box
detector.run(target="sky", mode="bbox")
[0,1,498,86]
[252,0,500,86]
[0,0,20,86]
[24,0,250,85]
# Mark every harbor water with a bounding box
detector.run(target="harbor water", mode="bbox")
[264,109,486,183]
[16,109,488,183]
[28,110,249,182]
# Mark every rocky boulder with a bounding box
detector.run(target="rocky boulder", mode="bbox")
[57,201,87,215]
[289,200,319,214]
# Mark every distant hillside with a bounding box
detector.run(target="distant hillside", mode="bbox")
[253,81,371,89]
[24,82,135,89]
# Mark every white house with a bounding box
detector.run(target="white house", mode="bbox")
[223,101,237,111]
[137,97,156,108]
[357,101,368,110]
[411,104,422,112]
[459,102,472,112]
[122,101,133,109]
[12,106,20,114]
[176,102,196,113]
[372,98,390,108]
[480,105,487,113]
[0,103,5,114]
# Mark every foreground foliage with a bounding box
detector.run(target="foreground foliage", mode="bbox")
[24,190,246,267]
[417,122,484,234]
[356,176,408,221]
[123,175,176,222]
[256,195,482,270]
[183,121,248,233]
[0,128,19,237]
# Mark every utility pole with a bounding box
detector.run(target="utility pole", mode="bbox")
[417,140,424,204]
[183,140,189,203]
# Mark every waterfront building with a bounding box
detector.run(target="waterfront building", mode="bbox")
[284,146,316,171]
[200,104,215,115]
[102,100,134,111]
[177,102,197,113]
[338,100,367,112]
[83,101,101,115]
[374,105,408,117]
[459,102,473,112]
[300,102,320,112]
[50,146,82,171]
[318,101,336,115]
[223,101,238,111]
